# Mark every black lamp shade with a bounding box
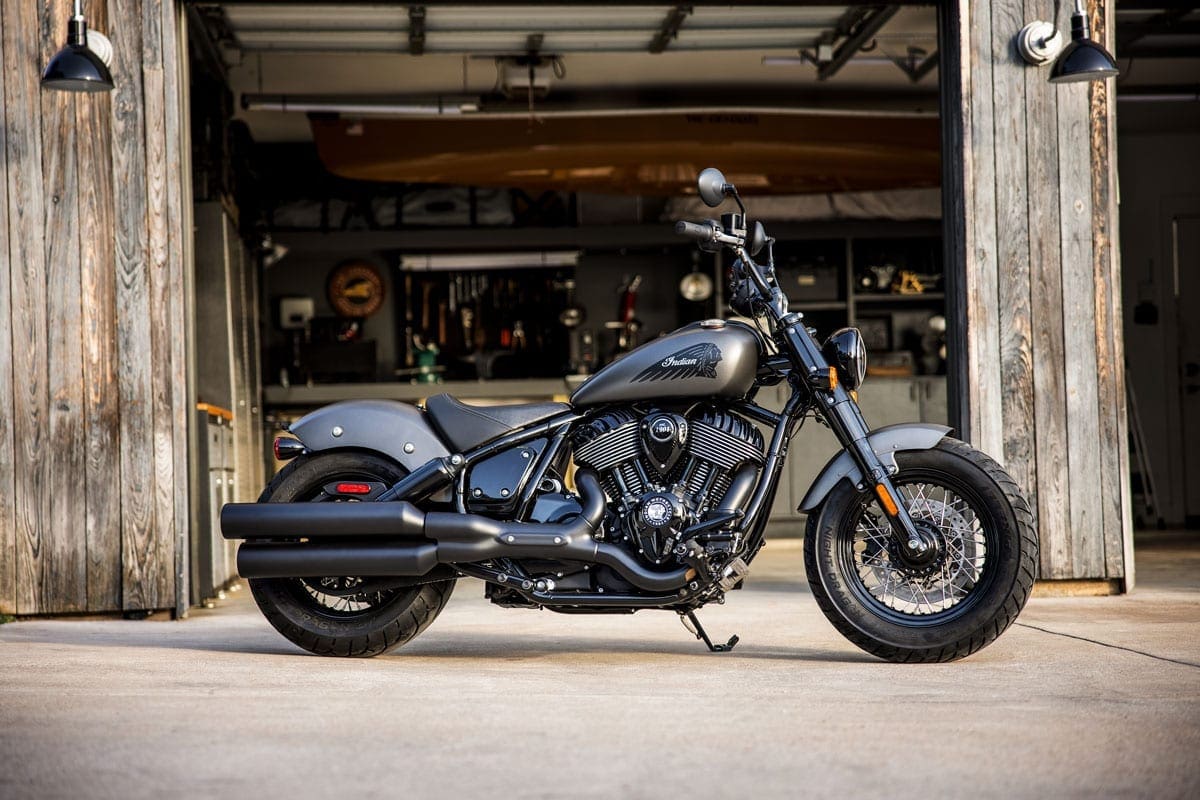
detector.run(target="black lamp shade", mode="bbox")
[41,43,113,92]
[41,15,113,93]
[1049,10,1119,84]
[1050,40,1119,83]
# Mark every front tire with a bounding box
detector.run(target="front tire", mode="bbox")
[247,452,456,657]
[804,437,1037,663]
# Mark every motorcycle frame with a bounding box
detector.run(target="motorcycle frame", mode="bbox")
[273,222,929,613]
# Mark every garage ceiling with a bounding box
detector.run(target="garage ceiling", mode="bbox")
[195,4,941,142]
[221,5,861,54]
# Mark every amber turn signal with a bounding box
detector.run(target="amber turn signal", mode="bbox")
[874,483,900,516]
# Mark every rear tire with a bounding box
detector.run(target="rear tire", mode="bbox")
[804,438,1037,663]
[246,452,456,657]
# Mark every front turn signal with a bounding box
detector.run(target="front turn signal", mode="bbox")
[874,483,900,516]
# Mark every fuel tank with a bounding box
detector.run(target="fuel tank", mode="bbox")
[571,320,761,406]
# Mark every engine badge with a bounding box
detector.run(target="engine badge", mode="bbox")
[641,496,675,528]
[642,412,688,474]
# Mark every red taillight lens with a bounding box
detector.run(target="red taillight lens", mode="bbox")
[334,482,372,495]
[273,437,304,461]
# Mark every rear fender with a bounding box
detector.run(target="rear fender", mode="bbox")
[796,423,951,513]
[288,400,451,474]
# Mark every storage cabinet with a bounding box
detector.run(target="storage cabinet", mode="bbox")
[766,377,947,524]
[192,408,239,604]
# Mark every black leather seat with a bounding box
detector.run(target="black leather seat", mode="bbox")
[424,393,570,453]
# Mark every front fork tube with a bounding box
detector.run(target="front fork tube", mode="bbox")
[779,319,926,553]
[817,384,926,551]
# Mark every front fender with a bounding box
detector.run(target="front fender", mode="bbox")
[288,399,451,473]
[796,423,951,512]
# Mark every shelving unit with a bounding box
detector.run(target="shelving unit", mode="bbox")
[745,221,946,378]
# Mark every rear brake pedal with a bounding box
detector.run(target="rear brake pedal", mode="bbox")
[680,610,739,653]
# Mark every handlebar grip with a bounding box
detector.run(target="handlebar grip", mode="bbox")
[675,220,717,242]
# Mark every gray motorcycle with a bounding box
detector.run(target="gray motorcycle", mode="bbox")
[221,168,1037,662]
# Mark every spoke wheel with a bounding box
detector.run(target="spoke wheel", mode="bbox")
[805,437,1038,663]
[246,452,456,657]
[844,477,993,625]
[297,577,400,617]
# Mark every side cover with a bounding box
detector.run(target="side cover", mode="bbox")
[287,399,451,473]
[796,423,951,512]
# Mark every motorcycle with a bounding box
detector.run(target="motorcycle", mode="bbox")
[221,168,1037,662]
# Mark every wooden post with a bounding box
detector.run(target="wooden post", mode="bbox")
[943,0,1130,585]
[0,0,190,614]
[0,0,15,616]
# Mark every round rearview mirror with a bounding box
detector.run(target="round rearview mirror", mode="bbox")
[748,221,767,256]
[697,168,728,208]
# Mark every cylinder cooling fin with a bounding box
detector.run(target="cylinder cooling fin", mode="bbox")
[571,404,764,513]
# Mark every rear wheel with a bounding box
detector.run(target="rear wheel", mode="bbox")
[804,437,1037,663]
[247,452,456,657]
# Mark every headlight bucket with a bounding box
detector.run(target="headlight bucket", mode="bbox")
[822,327,867,391]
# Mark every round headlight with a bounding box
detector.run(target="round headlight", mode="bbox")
[822,327,867,390]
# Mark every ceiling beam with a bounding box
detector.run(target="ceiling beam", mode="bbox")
[1119,44,1200,58]
[818,5,900,81]
[192,0,932,6]
[1117,11,1196,49]
[906,50,939,82]
[408,6,426,55]
[649,5,692,54]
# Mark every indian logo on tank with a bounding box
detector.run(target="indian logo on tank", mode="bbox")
[632,343,722,382]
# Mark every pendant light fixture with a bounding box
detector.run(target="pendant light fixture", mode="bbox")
[41,0,114,93]
[1016,0,1119,83]
[1049,0,1119,83]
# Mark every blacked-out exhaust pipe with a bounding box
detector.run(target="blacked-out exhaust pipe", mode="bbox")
[237,542,438,579]
[220,500,426,540]
[222,471,691,592]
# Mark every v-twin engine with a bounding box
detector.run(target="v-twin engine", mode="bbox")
[571,406,764,564]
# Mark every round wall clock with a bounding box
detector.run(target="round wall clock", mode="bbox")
[327,260,385,318]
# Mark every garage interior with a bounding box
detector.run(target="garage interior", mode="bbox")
[182,2,953,602]
[180,2,1198,606]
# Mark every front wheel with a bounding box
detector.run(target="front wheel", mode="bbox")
[804,437,1037,663]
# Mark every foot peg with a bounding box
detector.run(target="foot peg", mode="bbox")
[681,611,739,653]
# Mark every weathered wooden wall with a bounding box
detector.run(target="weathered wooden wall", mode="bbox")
[0,0,190,614]
[943,0,1132,585]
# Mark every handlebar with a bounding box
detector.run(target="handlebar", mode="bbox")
[674,219,718,242]
[675,217,787,321]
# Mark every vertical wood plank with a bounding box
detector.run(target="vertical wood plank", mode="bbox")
[0,3,16,615]
[4,0,51,615]
[1088,0,1130,582]
[938,1,973,440]
[964,0,1003,459]
[990,0,1037,505]
[107,0,162,610]
[142,0,177,609]
[1024,0,1070,579]
[161,0,191,615]
[1057,79,1104,578]
[231,240,258,504]
[41,0,88,612]
[76,0,123,612]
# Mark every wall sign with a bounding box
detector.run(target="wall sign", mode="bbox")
[327,260,385,318]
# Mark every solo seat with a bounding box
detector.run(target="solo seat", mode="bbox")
[424,393,570,453]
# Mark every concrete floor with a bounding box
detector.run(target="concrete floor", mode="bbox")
[1,534,1198,800]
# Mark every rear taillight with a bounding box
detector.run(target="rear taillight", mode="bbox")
[273,437,305,461]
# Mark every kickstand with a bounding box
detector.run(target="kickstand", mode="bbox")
[680,611,739,653]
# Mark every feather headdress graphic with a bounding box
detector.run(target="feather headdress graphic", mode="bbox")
[632,343,722,382]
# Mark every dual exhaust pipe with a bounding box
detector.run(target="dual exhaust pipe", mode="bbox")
[220,470,692,593]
